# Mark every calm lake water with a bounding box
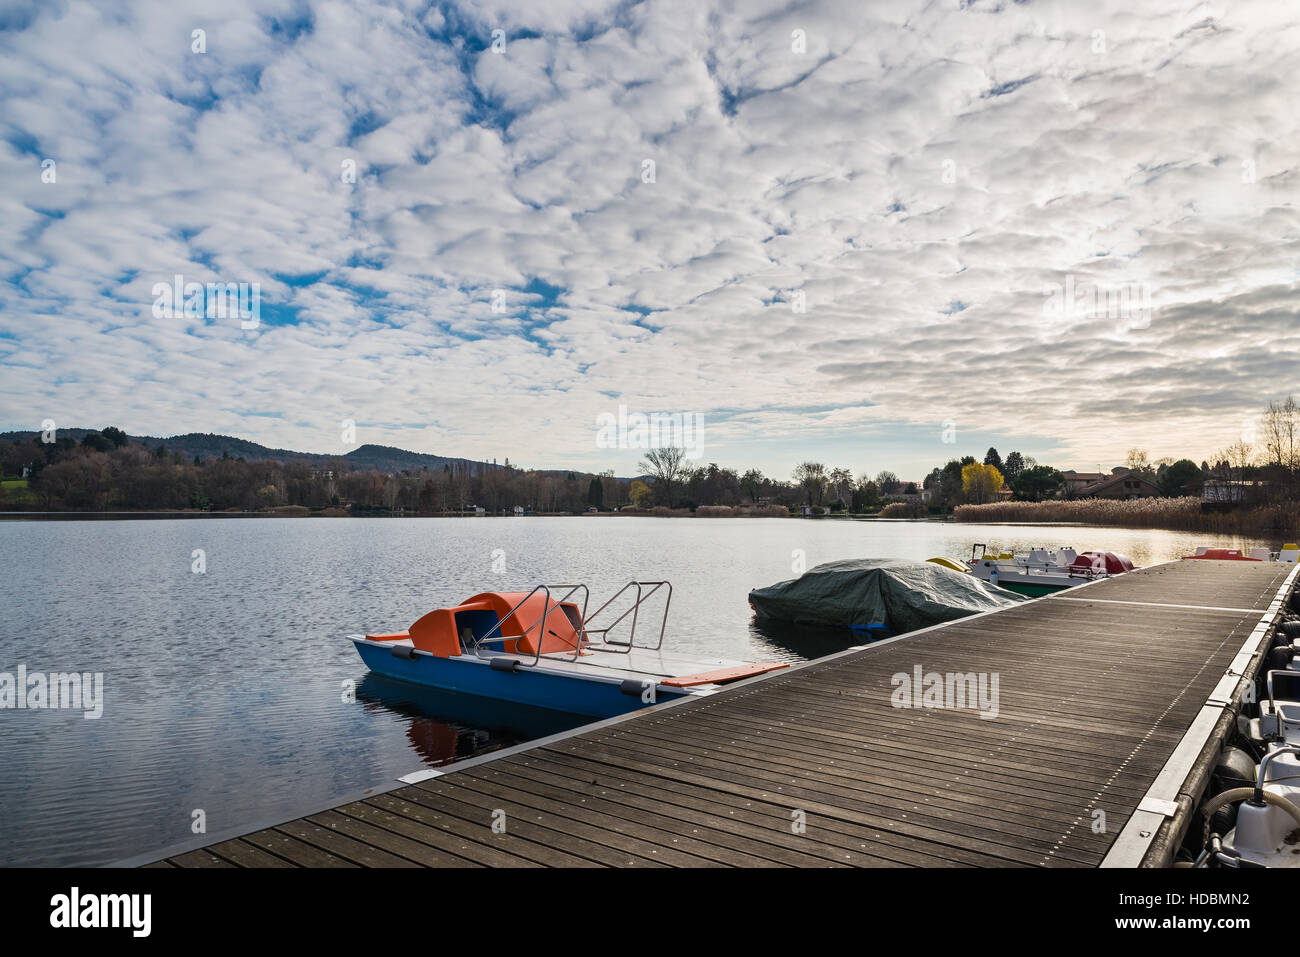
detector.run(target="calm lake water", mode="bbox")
[0,516,1267,866]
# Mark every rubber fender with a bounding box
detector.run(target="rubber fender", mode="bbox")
[1267,645,1297,670]
[1213,747,1257,789]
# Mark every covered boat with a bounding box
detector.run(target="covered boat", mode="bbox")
[748,558,1026,637]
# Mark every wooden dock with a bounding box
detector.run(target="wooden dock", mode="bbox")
[139,559,1297,869]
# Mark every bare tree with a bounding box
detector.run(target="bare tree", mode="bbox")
[792,462,828,506]
[599,469,624,508]
[1208,439,1255,504]
[639,446,687,507]
[828,467,853,505]
[1262,396,1299,500]
[1125,448,1153,476]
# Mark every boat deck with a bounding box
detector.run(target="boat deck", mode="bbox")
[139,559,1297,869]
[353,634,781,685]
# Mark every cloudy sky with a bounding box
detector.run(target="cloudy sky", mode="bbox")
[1,0,1297,480]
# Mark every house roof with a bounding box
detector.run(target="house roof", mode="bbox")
[1080,473,1160,496]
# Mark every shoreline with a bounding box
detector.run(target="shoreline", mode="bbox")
[0,509,1278,539]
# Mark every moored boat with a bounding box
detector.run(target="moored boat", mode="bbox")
[1183,544,1300,562]
[958,544,1136,597]
[749,558,1025,636]
[348,582,787,719]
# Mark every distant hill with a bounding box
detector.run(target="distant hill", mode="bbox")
[0,429,501,475]
[342,443,494,474]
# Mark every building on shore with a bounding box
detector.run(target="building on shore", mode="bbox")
[1201,479,1266,506]
[1060,470,1109,496]
[1076,472,1162,500]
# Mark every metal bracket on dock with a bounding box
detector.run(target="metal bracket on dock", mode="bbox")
[1137,796,1180,818]
[397,768,445,785]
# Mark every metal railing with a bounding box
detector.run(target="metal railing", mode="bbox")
[1264,670,1300,741]
[577,581,672,656]
[470,581,672,667]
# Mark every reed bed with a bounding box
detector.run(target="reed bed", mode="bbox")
[954,497,1300,536]
[685,505,791,517]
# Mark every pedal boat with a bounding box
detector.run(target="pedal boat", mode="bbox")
[1183,545,1300,562]
[348,582,787,719]
[963,544,1135,597]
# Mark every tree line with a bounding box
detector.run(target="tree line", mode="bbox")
[916,396,1300,509]
[1,431,608,513]
[4,397,1296,513]
[2,430,921,514]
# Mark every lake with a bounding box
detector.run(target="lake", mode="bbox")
[0,516,1264,866]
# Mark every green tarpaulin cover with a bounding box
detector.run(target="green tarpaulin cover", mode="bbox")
[748,558,1026,633]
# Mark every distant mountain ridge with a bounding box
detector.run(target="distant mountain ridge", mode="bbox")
[0,429,502,474]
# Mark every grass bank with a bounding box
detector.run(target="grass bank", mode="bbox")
[0,478,35,504]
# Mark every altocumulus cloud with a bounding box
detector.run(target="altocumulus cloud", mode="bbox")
[1,0,1298,474]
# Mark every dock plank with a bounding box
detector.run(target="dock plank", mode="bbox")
[203,838,297,868]
[169,849,236,868]
[239,828,358,867]
[357,778,666,867]
[414,772,723,867]
[272,818,418,868]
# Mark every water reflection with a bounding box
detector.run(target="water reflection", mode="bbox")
[746,616,877,661]
[355,674,587,767]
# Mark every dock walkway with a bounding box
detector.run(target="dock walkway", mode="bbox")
[141,559,1297,868]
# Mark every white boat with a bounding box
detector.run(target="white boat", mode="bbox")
[961,544,1135,596]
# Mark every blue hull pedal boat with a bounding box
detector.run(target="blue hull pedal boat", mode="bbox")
[349,582,787,719]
